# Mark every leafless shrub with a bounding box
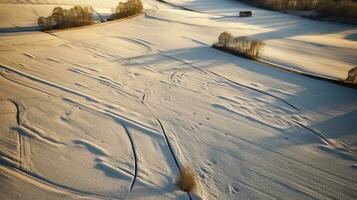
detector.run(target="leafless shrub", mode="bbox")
[111,0,143,20]
[38,6,94,30]
[346,67,357,85]
[215,32,265,59]
[177,166,197,193]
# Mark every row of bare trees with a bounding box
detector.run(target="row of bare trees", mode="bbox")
[214,32,265,59]
[38,0,144,30]
[38,6,94,30]
[111,0,143,20]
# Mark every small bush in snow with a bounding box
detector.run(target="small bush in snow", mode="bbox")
[38,6,94,30]
[346,67,357,85]
[177,166,197,193]
[214,32,265,59]
[218,32,233,47]
[111,0,143,20]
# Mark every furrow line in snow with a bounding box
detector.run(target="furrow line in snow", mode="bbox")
[9,100,23,168]
[144,12,215,29]
[294,121,331,146]
[209,70,299,110]
[0,63,100,103]
[122,124,138,192]
[17,130,22,169]
[15,125,66,147]
[0,74,55,96]
[206,123,357,185]
[154,0,236,17]
[155,0,202,13]
[0,152,19,165]
[156,118,181,170]
[155,118,193,200]
[157,53,298,110]
[62,97,161,139]
[67,67,139,99]
[158,53,207,75]
[9,100,21,126]
[0,158,119,200]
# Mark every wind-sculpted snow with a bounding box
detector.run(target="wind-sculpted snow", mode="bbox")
[1,0,357,200]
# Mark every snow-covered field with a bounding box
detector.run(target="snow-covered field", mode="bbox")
[1,0,357,199]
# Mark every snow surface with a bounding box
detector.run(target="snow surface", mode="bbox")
[0,0,357,200]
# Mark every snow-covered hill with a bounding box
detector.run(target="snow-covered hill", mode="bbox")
[1,0,357,200]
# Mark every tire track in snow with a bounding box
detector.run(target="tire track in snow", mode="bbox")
[122,124,138,192]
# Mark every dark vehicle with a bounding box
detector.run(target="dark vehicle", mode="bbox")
[239,11,252,17]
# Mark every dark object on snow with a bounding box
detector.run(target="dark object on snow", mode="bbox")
[239,11,252,17]
[346,67,357,85]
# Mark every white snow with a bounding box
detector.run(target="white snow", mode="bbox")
[1,0,357,200]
